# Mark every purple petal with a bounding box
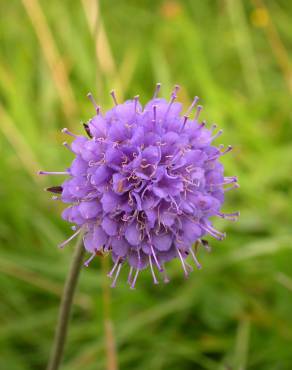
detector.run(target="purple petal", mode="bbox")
[78,200,101,219]
[125,223,140,246]
[111,237,129,257]
[101,191,121,212]
[102,217,118,236]
[84,225,108,252]
[152,233,172,251]
[91,165,112,186]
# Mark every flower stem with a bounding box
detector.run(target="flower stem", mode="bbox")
[47,233,84,370]
[101,256,118,370]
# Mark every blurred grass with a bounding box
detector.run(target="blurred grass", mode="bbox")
[1,0,292,369]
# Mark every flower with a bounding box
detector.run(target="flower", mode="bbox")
[40,84,239,288]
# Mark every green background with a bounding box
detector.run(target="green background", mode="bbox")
[1,0,292,369]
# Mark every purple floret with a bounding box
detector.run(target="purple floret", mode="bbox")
[41,84,239,288]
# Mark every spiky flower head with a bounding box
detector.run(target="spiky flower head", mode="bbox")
[40,84,239,288]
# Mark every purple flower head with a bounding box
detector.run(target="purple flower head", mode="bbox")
[40,84,239,288]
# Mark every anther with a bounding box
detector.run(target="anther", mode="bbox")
[61,128,78,138]
[194,105,203,120]
[153,83,161,99]
[63,142,74,152]
[59,228,81,248]
[111,263,122,288]
[46,186,63,194]
[149,255,159,284]
[177,248,188,278]
[189,248,202,269]
[84,252,96,267]
[82,123,92,138]
[110,90,118,106]
[134,95,140,113]
[127,266,134,284]
[87,92,99,113]
[185,96,199,117]
[38,170,69,176]
[152,105,157,124]
[130,269,140,289]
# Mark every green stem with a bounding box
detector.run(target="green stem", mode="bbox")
[47,234,84,370]
[101,257,118,370]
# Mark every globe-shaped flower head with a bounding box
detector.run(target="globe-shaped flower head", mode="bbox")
[40,84,239,288]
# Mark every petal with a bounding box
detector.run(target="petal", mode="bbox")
[78,200,101,219]
[125,223,140,246]
[91,165,112,186]
[112,173,132,194]
[160,211,176,227]
[105,147,124,169]
[142,146,161,165]
[181,218,202,242]
[88,115,107,138]
[101,191,121,212]
[111,237,129,257]
[157,245,177,263]
[84,225,108,252]
[71,137,87,154]
[70,157,88,176]
[145,209,156,228]
[152,233,172,251]
[101,217,118,236]
[62,205,84,225]
[128,249,148,269]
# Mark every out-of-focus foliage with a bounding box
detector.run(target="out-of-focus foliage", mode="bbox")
[1,0,292,369]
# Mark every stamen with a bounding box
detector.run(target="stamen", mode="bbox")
[210,177,238,187]
[211,123,217,133]
[149,255,159,284]
[59,228,81,248]
[84,252,96,267]
[153,82,161,99]
[177,248,188,278]
[111,263,122,288]
[223,183,240,192]
[198,120,206,129]
[38,170,68,176]
[210,129,223,142]
[45,186,63,194]
[150,245,163,272]
[127,266,134,284]
[216,211,240,221]
[182,115,189,128]
[137,249,141,268]
[189,248,202,269]
[185,259,194,272]
[61,128,78,138]
[134,95,140,113]
[200,224,226,240]
[83,123,93,138]
[194,105,203,120]
[170,84,180,100]
[207,145,233,161]
[110,90,118,106]
[152,105,157,124]
[130,269,140,289]
[165,85,180,115]
[87,92,99,113]
[162,265,170,283]
[107,258,120,278]
[200,239,212,252]
[62,141,74,152]
[185,96,199,117]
